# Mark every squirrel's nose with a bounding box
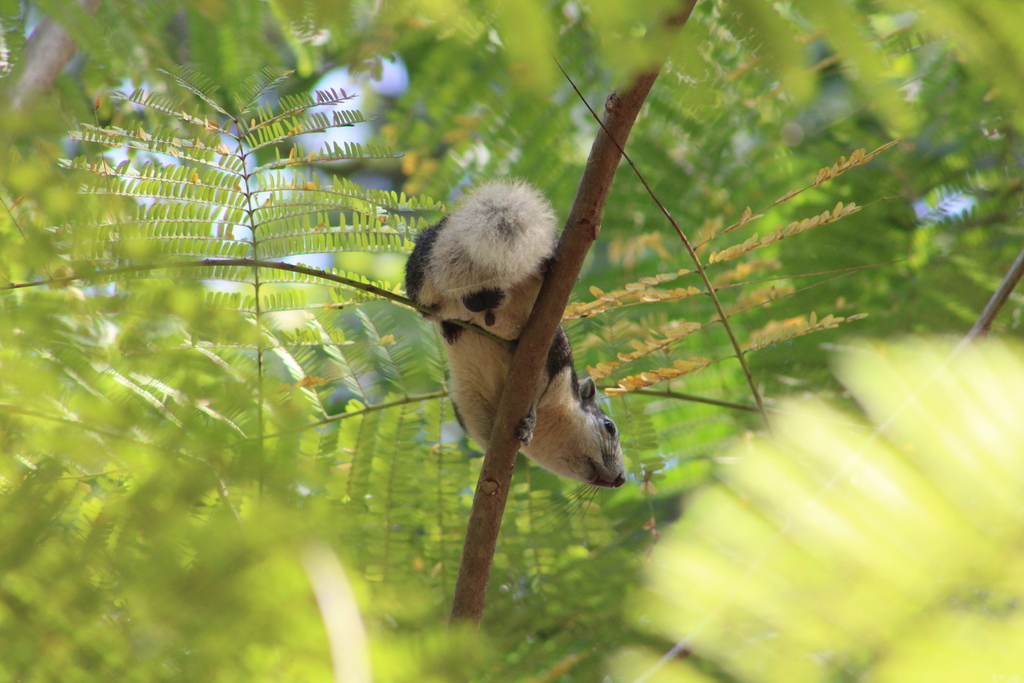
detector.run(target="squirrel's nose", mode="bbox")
[591,472,627,488]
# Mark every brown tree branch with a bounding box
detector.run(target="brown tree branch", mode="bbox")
[7,0,101,112]
[448,0,700,625]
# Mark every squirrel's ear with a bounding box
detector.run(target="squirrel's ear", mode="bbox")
[579,377,596,401]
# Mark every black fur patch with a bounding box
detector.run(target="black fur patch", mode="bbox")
[404,217,446,303]
[440,321,463,344]
[602,442,619,470]
[462,288,504,313]
[546,325,580,396]
[452,400,467,432]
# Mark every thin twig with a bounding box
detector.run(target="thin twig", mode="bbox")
[0,402,164,454]
[624,388,760,412]
[56,469,130,481]
[262,390,449,438]
[624,389,872,430]
[0,194,26,241]
[712,260,900,292]
[448,0,700,626]
[958,242,1024,346]
[693,142,900,249]
[572,260,895,320]
[212,472,244,527]
[555,61,771,430]
[705,269,878,329]
[1,257,510,348]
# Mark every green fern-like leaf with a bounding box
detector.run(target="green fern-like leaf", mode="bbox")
[158,65,231,117]
[233,68,296,116]
[65,69,436,309]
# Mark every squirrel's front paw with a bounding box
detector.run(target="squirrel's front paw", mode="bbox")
[516,405,537,446]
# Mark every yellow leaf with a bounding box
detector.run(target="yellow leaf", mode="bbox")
[295,375,330,388]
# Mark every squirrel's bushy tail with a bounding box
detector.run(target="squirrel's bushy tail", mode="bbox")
[424,180,557,299]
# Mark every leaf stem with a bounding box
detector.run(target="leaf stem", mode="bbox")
[0,194,26,243]
[0,258,510,348]
[621,388,760,412]
[262,392,450,439]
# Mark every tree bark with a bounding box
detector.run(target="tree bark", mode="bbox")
[449,0,700,626]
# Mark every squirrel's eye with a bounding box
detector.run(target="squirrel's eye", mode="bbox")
[603,419,616,437]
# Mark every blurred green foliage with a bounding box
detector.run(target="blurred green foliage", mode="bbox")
[619,340,1024,682]
[1,0,1023,681]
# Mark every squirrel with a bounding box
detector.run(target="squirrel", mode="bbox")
[405,179,625,488]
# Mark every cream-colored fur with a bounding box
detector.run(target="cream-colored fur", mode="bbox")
[445,276,542,444]
[444,284,623,485]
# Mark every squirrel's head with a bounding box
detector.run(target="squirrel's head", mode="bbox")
[575,377,626,487]
[526,376,625,487]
